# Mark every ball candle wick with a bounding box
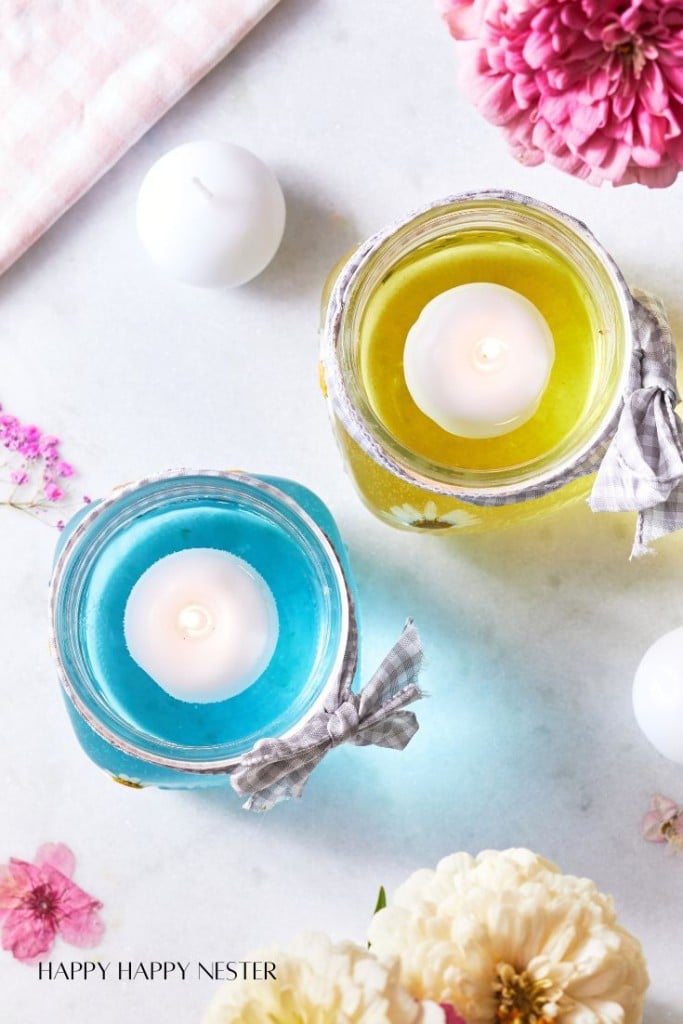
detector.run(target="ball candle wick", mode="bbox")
[191,176,215,201]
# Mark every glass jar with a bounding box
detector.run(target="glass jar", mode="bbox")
[320,191,633,532]
[48,470,356,789]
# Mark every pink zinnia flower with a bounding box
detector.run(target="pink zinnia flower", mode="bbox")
[446,0,683,187]
[0,843,104,963]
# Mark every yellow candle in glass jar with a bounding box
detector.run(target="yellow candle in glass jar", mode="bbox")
[321,193,632,533]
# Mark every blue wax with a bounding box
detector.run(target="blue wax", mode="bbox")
[80,500,336,751]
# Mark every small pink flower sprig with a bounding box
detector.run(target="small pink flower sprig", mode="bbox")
[0,405,88,528]
[642,794,683,852]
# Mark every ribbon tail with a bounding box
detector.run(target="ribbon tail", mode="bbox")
[632,476,683,558]
[240,771,312,812]
[591,391,683,557]
[358,619,424,718]
[352,618,426,751]
[230,738,328,808]
[589,292,683,556]
[353,709,420,749]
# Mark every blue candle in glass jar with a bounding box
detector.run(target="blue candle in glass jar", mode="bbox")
[49,470,358,790]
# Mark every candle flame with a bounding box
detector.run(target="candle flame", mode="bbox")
[177,603,214,640]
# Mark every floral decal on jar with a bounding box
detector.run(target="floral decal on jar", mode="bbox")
[111,774,145,789]
[389,501,481,530]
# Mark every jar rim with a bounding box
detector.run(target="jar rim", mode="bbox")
[48,469,354,773]
[321,190,635,499]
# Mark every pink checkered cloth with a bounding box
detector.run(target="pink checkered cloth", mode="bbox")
[0,0,281,276]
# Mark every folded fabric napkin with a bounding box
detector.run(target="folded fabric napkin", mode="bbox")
[0,0,281,276]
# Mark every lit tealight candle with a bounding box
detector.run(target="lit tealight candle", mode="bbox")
[123,548,279,703]
[403,282,555,438]
[633,627,683,763]
[136,141,286,287]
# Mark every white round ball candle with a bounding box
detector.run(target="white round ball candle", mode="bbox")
[633,627,683,763]
[136,141,286,287]
[403,282,555,438]
[123,549,279,703]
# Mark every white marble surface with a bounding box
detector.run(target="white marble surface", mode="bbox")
[2,1,683,1020]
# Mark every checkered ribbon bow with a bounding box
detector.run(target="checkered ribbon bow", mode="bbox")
[589,291,683,557]
[230,620,424,811]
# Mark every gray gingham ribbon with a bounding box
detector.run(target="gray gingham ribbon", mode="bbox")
[589,290,683,557]
[230,620,424,812]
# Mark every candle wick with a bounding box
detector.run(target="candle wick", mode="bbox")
[474,336,506,369]
[191,176,214,200]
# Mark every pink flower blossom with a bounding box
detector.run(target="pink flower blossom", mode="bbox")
[44,481,65,503]
[37,434,59,454]
[0,843,104,964]
[447,0,683,187]
[21,443,40,461]
[22,425,41,444]
[0,414,18,433]
[642,794,683,849]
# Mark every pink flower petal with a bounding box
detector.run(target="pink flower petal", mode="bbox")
[652,794,679,818]
[440,0,489,42]
[642,810,668,842]
[2,906,56,964]
[522,30,556,69]
[58,897,105,948]
[0,862,32,912]
[33,843,75,879]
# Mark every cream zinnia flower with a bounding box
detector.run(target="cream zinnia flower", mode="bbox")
[368,849,649,1024]
[202,933,437,1024]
